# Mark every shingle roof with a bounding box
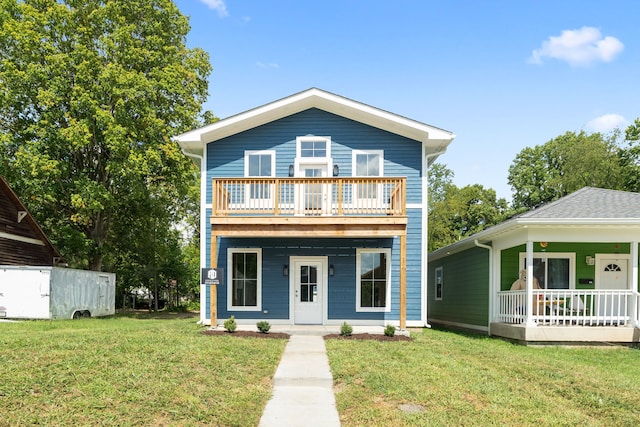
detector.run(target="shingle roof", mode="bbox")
[519,187,640,219]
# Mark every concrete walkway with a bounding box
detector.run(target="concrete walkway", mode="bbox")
[258,334,341,427]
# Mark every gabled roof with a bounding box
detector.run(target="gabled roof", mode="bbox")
[174,88,455,157]
[0,175,61,265]
[429,187,640,259]
[519,187,640,220]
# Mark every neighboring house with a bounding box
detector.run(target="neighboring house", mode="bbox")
[176,88,455,327]
[428,187,640,343]
[0,175,61,266]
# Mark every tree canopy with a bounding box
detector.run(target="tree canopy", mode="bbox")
[507,130,623,210]
[0,0,211,302]
[428,163,511,252]
[0,0,210,308]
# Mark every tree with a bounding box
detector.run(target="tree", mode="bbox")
[618,118,640,192]
[428,164,510,251]
[0,0,211,273]
[508,131,622,210]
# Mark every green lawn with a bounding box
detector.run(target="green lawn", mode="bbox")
[4,317,640,426]
[0,313,287,426]
[326,328,640,426]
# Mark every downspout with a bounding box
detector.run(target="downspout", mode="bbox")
[422,148,448,328]
[474,240,493,334]
[181,148,207,325]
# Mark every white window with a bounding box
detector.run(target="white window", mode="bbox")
[435,267,443,300]
[352,150,384,200]
[356,248,391,312]
[245,150,275,200]
[296,136,331,160]
[227,248,262,311]
[518,252,575,289]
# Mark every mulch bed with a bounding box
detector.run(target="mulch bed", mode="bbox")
[200,330,412,341]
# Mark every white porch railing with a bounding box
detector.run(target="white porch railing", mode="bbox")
[497,290,640,326]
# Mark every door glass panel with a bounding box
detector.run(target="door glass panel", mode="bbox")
[299,265,318,302]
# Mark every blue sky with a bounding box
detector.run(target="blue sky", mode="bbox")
[173,0,639,201]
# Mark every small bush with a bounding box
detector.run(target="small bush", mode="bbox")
[340,321,353,336]
[224,316,237,333]
[384,324,396,337]
[256,320,271,333]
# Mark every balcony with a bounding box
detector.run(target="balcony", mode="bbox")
[212,177,406,217]
[209,177,407,239]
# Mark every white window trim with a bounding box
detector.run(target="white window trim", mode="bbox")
[356,248,392,312]
[352,149,384,177]
[435,266,443,301]
[227,248,262,311]
[244,150,276,177]
[294,136,332,173]
[518,252,576,289]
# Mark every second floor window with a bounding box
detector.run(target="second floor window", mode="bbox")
[245,151,275,199]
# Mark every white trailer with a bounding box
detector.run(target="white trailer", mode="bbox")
[0,266,115,319]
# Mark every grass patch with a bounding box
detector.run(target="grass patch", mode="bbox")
[326,328,640,426]
[0,313,287,426]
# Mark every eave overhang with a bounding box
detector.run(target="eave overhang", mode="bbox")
[174,88,455,158]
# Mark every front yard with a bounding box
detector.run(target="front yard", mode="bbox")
[326,328,640,426]
[2,314,639,426]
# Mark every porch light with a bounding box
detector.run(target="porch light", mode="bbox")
[288,165,294,177]
[329,264,335,276]
[283,264,289,276]
[333,164,339,177]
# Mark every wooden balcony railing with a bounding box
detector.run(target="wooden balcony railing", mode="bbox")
[212,177,406,217]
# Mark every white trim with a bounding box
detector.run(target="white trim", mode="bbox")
[351,149,384,177]
[518,251,576,289]
[595,253,631,290]
[294,136,333,177]
[355,248,392,312]
[174,88,456,156]
[0,232,46,246]
[289,256,329,324]
[407,203,423,209]
[244,150,276,177]
[227,248,262,311]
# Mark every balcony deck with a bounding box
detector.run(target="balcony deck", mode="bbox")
[210,177,408,238]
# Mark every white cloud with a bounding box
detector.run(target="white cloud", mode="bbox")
[199,0,228,17]
[586,114,627,132]
[528,26,623,67]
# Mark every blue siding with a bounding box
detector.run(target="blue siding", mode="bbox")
[204,108,426,322]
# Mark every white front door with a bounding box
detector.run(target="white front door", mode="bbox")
[596,255,629,290]
[291,256,326,324]
[595,254,630,318]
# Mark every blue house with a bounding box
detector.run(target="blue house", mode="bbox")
[175,88,455,328]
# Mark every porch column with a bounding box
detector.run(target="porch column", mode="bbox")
[632,241,638,328]
[525,240,536,327]
[400,234,407,329]
[210,232,218,326]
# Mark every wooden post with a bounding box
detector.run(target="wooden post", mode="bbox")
[400,234,407,329]
[210,232,218,326]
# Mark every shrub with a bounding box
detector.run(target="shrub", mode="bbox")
[340,321,353,336]
[224,316,237,333]
[256,321,271,334]
[384,324,396,337]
